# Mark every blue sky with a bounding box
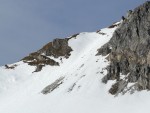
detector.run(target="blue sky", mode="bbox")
[0,0,146,65]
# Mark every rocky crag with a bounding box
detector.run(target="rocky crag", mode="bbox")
[22,37,74,72]
[97,1,150,95]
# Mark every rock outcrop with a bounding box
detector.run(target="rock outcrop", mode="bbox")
[97,1,150,95]
[38,38,72,58]
[22,52,59,72]
[41,77,64,94]
[5,64,17,69]
[22,38,73,72]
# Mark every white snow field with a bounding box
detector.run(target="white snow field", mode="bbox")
[0,23,150,113]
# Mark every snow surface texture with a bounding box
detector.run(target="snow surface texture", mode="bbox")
[0,23,149,113]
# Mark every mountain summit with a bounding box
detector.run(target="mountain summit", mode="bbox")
[0,2,150,113]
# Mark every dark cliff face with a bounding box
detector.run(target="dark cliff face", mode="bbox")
[97,1,150,95]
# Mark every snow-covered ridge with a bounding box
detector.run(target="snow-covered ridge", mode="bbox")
[0,21,149,113]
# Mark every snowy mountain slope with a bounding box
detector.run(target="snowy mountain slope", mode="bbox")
[0,22,150,113]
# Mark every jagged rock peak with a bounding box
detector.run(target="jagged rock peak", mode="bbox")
[97,1,150,95]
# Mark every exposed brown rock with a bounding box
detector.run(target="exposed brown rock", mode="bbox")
[38,38,72,58]
[22,37,73,72]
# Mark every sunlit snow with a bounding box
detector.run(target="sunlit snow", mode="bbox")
[0,23,149,113]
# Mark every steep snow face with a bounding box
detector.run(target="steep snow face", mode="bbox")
[0,23,149,113]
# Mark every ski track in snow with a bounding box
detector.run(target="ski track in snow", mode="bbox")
[0,24,149,113]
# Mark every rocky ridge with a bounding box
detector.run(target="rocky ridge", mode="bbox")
[97,1,150,95]
[22,36,76,72]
